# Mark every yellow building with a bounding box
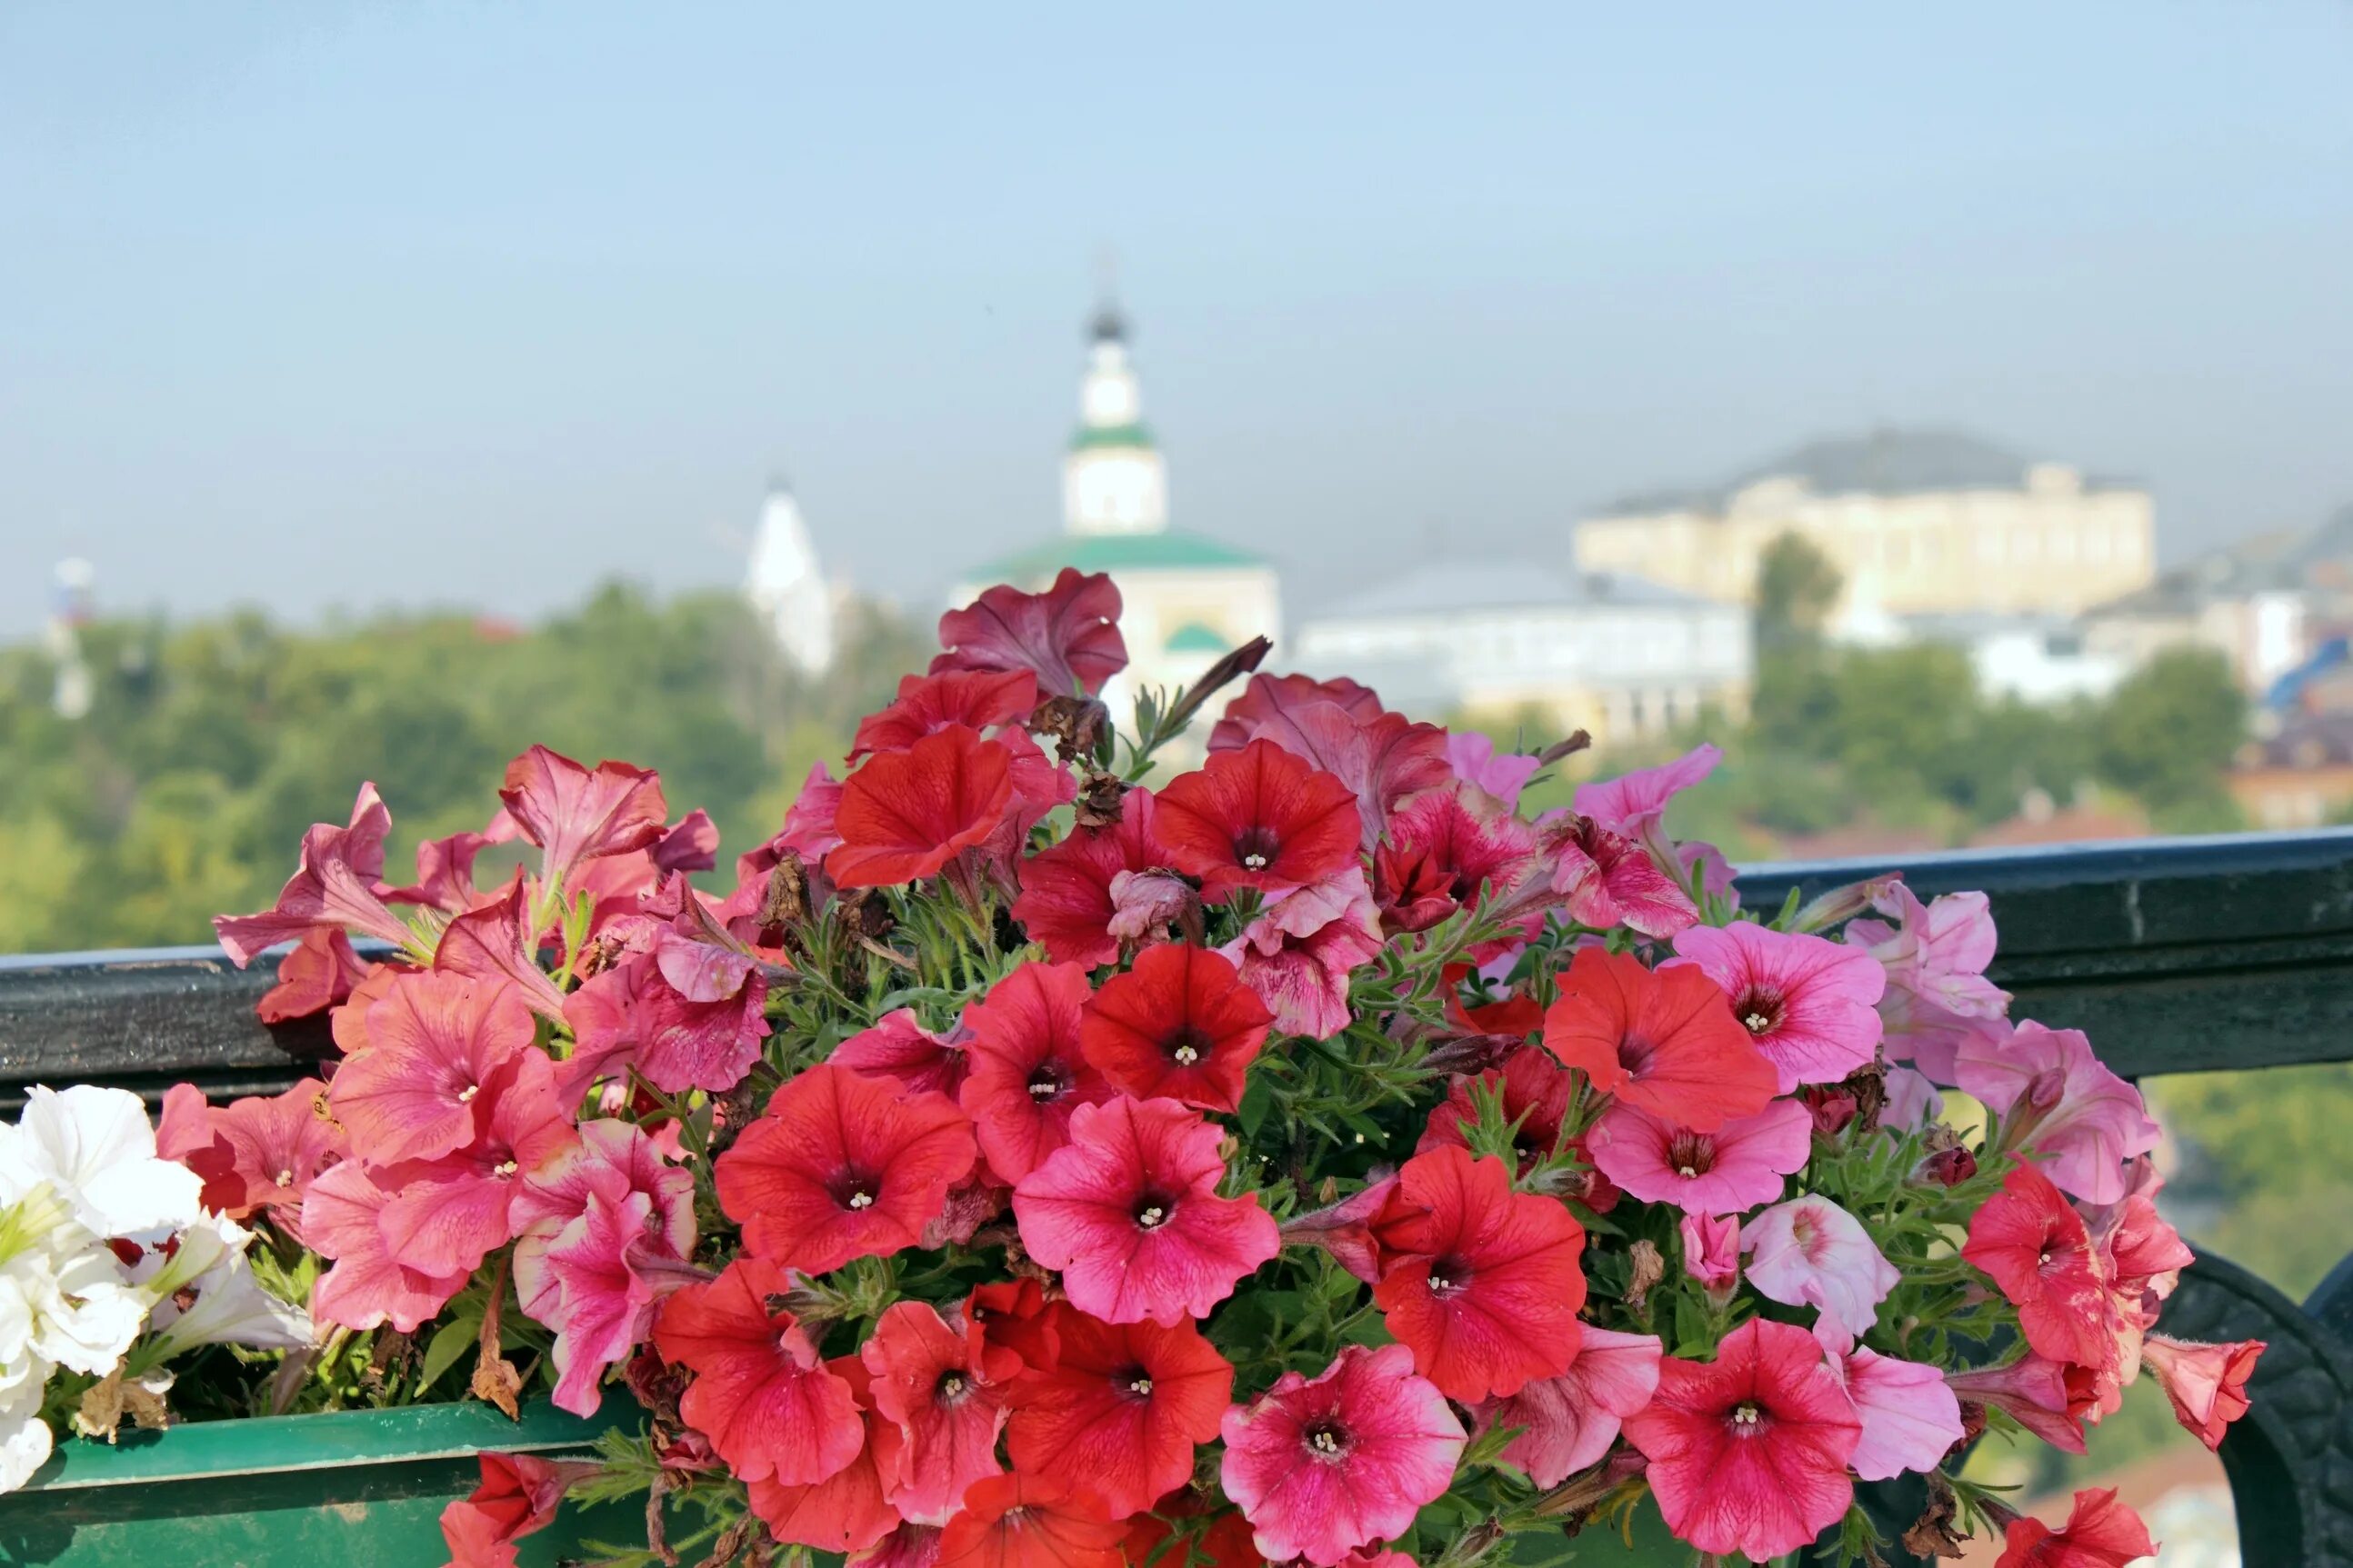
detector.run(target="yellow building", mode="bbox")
[1572,431,2156,624]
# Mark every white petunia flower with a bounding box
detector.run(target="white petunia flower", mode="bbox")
[138,1213,310,1356]
[0,1086,203,1241]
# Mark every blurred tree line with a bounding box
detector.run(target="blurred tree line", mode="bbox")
[0,584,923,952]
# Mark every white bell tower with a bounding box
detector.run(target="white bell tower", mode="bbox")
[745,478,837,676]
[1062,299,1168,537]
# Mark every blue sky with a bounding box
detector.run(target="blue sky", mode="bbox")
[3,1,2349,634]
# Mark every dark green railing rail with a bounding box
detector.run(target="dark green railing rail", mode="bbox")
[5,829,2351,1563]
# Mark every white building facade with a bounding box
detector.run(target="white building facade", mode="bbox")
[745,481,838,676]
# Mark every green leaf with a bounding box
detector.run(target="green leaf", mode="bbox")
[1237,1074,1275,1141]
[419,1311,483,1388]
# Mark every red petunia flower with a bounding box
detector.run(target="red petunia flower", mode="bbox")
[963,1278,1060,1373]
[855,668,1041,758]
[863,1300,1023,1523]
[1006,1302,1236,1518]
[1538,945,1777,1133]
[831,725,1016,889]
[1155,739,1363,901]
[1221,698,1453,853]
[330,970,537,1168]
[496,744,668,896]
[2139,1334,2263,1451]
[931,568,1127,698]
[1960,1164,2120,1372]
[1371,780,1538,936]
[1013,1095,1280,1326]
[1010,785,1178,967]
[1621,1315,1863,1563]
[1218,1342,1467,1566]
[158,1076,345,1243]
[651,1255,864,1485]
[1996,1487,2157,1568]
[213,782,416,962]
[1209,672,1386,752]
[1415,1047,1574,1173]
[956,962,1114,1182]
[934,1472,1126,1568]
[1079,943,1273,1113]
[437,1451,600,1568]
[716,1064,977,1273]
[1122,1505,1263,1568]
[831,1008,973,1100]
[1368,1145,1587,1402]
[747,1355,902,1553]
[257,927,374,1024]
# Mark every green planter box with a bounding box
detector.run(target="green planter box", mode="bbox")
[0,1401,634,1567]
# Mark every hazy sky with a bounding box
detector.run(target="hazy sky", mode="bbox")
[5,2,2350,638]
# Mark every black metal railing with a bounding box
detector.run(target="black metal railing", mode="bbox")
[5,831,2351,1563]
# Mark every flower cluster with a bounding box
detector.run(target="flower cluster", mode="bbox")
[0,1086,309,1491]
[165,567,2255,1566]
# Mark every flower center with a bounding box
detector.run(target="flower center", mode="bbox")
[1667,1131,1716,1180]
[1729,1402,1765,1433]
[936,1370,971,1404]
[831,1169,881,1211]
[1427,1256,1472,1298]
[1026,1068,1065,1102]
[493,1159,518,1179]
[1736,989,1785,1036]
[1234,826,1281,874]
[1166,1026,1212,1067]
[1134,1193,1177,1230]
[456,1084,480,1104]
[1616,1033,1657,1074]
[847,1189,876,1210]
[1305,1421,1351,1460]
[1120,1366,1155,1399]
[274,1168,295,1188]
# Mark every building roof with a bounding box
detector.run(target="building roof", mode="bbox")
[967,528,1268,582]
[1601,427,2138,514]
[1163,621,1229,654]
[2086,534,2308,619]
[1067,421,1156,452]
[1309,563,1719,621]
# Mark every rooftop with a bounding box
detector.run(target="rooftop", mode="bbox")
[1307,562,1718,621]
[1600,427,2140,514]
[966,528,1268,582]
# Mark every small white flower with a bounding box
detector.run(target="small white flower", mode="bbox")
[0,1406,51,1494]
[140,1214,310,1356]
[0,1086,203,1241]
[15,1247,148,1376]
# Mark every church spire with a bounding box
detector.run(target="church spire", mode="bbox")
[1064,283,1168,537]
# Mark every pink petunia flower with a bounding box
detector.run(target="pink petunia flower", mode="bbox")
[433,870,568,1021]
[159,1076,346,1243]
[1575,744,1721,846]
[561,943,771,1097]
[1218,1342,1467,1566]
[213,782,416,962]
[1679,1211,1741,1295]
[862,1300,1021,1523]
[956,961,1114,1181]
[1279,1175,1406,1286]
[1443,732,1542,810]
[1367,1145,1587,1402]
[1588,1099,1813,1215]
[496,744,669,897]
[1219,867,1387,1040]
[1954,1022,2159,1205]
[375,1048,575,1277]
[1012,1095,1279,1326]
[1370,780,1539,937]
[716,1064,977,1274]
[1741,1194,1901,1353]
[930,567,1127,698]
[303,1159,470,1333]
[1947,1352,2090,1454]
[255,927,375,1024]
[652,1254,864,1486]
[1668,922,1885,1092]
[830,1008,973,1100]
[1833,1347,1965,1482]
[1621,1316,1862,1563]
[1475,1325,1662,1486]
[329,970,537,1168]
[1845,882,2011,1082]
[1210,672,1385,753]
[2139,1334,2263,1451]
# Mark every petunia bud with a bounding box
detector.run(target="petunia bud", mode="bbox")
[1913,1144,1979,1188]
[1799,1085,1858,1136]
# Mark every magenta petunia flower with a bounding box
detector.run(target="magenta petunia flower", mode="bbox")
[213,781,416,962]
[1575,744,1721,845]
[1954,1022,2159,1205]
[1475,1325,1662,1486]
[956,961,1114,1182]
[1012,1095,1279,1326]
[1219,1343,1467,1566]
[1588,1098,1813,1215]
[1741,1194,1901,1353]
[1219,867,1387,1040]
[496,744,669,897]
[1443,732,1542,810]
[861,1300,1020,1523]
[1622,1316,1861,1563]
[1669,921,1885,1092]
[559,942,771,1096]
[930,567,1127,698]
[1528,814,1699,940]
[716,1064,977,1274]
[329,970,537,1168]
[1679,1210,1741,1293]
[1834,1347,1966,1481]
